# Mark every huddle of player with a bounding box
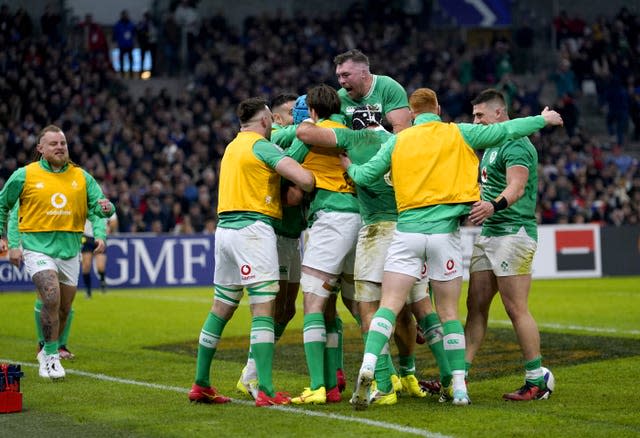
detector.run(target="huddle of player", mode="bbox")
[188,48,563,408]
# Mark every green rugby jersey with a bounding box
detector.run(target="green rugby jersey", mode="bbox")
[333,127,397,225]
[479,137,538,240]
[338,75,408,128]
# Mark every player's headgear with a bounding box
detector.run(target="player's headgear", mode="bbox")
[352,105,382,130]
[293,94,309,124]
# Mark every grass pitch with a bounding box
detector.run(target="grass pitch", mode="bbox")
[1,277,639,437]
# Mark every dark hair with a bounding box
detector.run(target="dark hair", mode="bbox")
[333,49,369,66]
[236,97,268,124]
[471,88,506,107]
[270,93,298,110]
[306,84,341,119]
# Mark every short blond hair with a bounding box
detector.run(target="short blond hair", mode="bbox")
[409,88,439,115]
[37,124,63,144]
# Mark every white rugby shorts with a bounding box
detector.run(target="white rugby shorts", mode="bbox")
[302,211,361,275]
[23,249,80,287]
[214,221,279,286]
[470,228,537,276]
[384,230,462,281]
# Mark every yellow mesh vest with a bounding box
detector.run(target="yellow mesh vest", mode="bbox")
[391,121,480,212]
[217,131,282,219]
[19,162,88,232]
[302,119,355,193]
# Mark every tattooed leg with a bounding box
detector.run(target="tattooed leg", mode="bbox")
[58,284,77,338]
[33,270,61,343]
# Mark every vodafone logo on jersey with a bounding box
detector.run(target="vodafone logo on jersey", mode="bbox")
[240,264,255,281]
[444,259,458,276]
[51,193,67,208]
[46,192,72,216]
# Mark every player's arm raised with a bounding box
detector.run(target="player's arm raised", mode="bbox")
[296,121,338,147]
[385,107,412,133]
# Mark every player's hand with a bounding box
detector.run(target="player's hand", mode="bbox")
[541,106,564,127]
[469,200,494,225]
[94,239,106,254]
[339,152,352,170]
[98,199,112,214]
[282,185,304,206]
[0,238,8,255]
[9,248,23,268]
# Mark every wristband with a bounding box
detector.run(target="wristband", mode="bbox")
[490,197,508,212]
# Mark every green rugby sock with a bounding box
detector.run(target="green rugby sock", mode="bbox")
[59,308,74,347]
[442,320,466,373]
[194,312,227,387]
[398,354,416,377]
[35,299,44,345]
[419,312,452,386]
[362,307,396,371]
[324,319,339,390]
[302,313,326,390]
[251,316,276,396]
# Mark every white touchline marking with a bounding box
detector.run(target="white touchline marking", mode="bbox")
[489,320,640,336]
[4,360,451,438]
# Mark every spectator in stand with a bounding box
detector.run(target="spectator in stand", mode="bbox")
[551,58,577,100]
[553,10,572,49]
[604,76,630,146]
[14,8,33,41]
[0,4,638,232]
[40,2,62,46]
[81,14,110,69]
[630,87,640,141]
[0,4,11,40]
[162,11,181,77]
[113,10,136,78]
[174,0,200,71]
[137,11,158,77]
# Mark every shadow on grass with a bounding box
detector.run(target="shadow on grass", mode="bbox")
[146,324,640,381]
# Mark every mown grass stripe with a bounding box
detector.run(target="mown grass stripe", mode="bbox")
[490,319,640,335]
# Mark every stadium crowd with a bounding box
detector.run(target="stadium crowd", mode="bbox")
[0,2,639,231]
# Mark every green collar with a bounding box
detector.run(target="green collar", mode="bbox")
[40,158,69,173]
[413,113,441,125]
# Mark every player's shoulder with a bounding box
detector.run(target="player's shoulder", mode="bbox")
[375,74,404,89]
[501,136,537,158]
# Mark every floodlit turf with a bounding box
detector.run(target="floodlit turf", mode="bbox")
[1,277,639,437]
